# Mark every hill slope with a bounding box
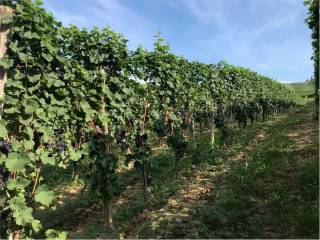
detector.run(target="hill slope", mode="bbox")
[284,81,315,97]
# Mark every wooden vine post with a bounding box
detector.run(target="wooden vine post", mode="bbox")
[192,118,196,148]
[100,69,114,229]
[142,98,150,202]
[0,6,15,240]
[0,6,13,120]
[210,99,216,145]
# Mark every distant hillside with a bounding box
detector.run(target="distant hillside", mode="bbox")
[284,81,315,98]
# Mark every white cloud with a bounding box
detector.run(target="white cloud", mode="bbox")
[44,0,157,50]
[43,0,312,82]
[180,0,311,82]
[44,0,88,26]
[177,0,228,27]
[86,0,156,49]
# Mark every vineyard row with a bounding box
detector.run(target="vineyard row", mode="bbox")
[0,1,301,239]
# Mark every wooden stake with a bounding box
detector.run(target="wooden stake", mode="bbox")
[31,166,41,197]
[210,99,215,145]
[192,119,196,148]
[0,6,13,119]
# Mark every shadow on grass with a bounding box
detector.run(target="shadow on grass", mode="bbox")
[191,107,319,239]
[36,105,318,239]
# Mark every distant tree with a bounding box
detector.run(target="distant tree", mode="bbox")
[306,77,316,85]
[304,0,319,118]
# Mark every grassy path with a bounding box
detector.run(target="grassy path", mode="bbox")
[42,106,318,239]
[124,106,318,239]
[123,109,318,239]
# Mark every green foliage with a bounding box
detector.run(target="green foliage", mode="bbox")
[89,137,119,202]
[284,81,315,106]
[34,186,54,207]
[285,81,315,97]
[304,0,319,116]
[167,129,188,160]
[8,195,42,232]
[0,0,300,238]
[0,0,73,237]
[45,229,68,240]
[186,135,222,167]
[4,153,30,172]
[194,195,260,238]
[297,157,319,201]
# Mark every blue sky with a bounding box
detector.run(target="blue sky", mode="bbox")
[43,0,312,83]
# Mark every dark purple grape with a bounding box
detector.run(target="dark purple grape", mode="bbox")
[44,142,53,149]
[55,140,67,153]
[0,165,9,189]
[24,191,32,202]
[79,129,86,142]
[0,138,12,155]
[116,129,126,143]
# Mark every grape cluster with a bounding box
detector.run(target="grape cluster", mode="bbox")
[0,138,12,155]
[153,120,168,137]
[44,142,53,149]
[0,166,9,188]
[55,140,67,153]
[24,191,33,202]
[115,129,126,144]
[135,133,148,146]
[79,129,86,142]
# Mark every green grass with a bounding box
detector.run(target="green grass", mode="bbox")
[193,105,319,238]
[284,81,315,97]
[37,105,319,239]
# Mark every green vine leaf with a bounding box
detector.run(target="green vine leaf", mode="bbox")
[5,152,30,172]
[34,185,54,207]
[45,229,68,240]
[23,99,39,114]
[42,53,53,62]
[6,178,31,191]
[23,140,35,151]
[69,149,83,161]
[9,196,38,229]
[0,120,8,138]
[23,31,39,39]
[0,57,14,69]
[40,152,55,165]
[39,126,54,142]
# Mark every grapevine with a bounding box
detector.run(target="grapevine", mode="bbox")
[0,1,301,239]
